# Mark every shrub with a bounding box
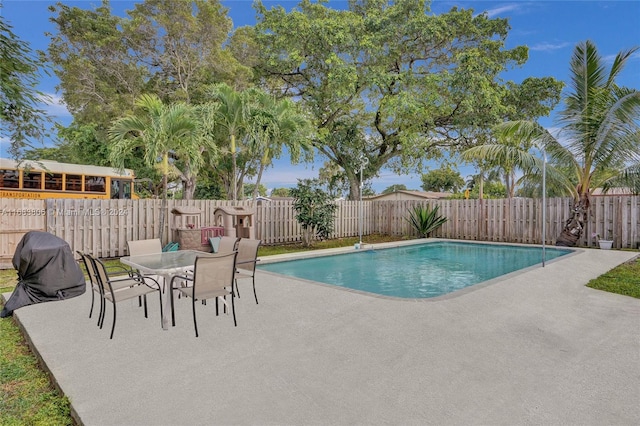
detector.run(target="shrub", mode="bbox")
[290,179,338,247]
[407,204,447,238]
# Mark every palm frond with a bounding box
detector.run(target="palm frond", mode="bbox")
[606,46,640,88]
[406,204,447,238]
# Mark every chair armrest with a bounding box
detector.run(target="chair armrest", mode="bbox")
[107,264,134,277]
[170,274,193,289]
[140,275,161,289]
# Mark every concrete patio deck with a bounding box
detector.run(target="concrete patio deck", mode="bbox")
[6,241,640,425]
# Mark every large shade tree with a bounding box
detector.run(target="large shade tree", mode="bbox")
[251,0,561,200]
[1,14,50,157]
[45,0,249,179]
[421,165,465,193]
[462,41,640,246]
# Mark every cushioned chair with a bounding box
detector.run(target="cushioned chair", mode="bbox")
[87,254,163,339]
[169,251,238,337]
[235,238,261,304]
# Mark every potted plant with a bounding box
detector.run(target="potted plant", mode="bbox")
[593,231,614,250]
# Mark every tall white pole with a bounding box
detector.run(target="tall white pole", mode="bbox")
[359,164,363,247]
[542,148,547,267]
[358,154,368,248]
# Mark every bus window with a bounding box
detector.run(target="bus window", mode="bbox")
[23,171,42,189]
[66,174,82,191]
[0,170,19,188]
[85,176,105,193]
[45,173,63,190]
[111,179,132,199]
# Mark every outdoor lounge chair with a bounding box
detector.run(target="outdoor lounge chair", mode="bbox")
[169,251,238,337]
[87,254,163,339]
[235,238,261,304]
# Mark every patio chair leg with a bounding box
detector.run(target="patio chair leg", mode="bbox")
[99,297,106,328]
[89,288,95,318]
[231,293,237,327]
[192,298,199,337]
[143,295,148,318]
[157,290,163,328]
[170,286,176,327]
[215,297,219,316]
[252,277,258,305]
[235,278,241,298]
[98,296,105,327]
[110,303,117,339]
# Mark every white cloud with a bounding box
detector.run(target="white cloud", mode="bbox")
[259,165,320,188]
[530,42,572,52]
[485,4,521,18]
[38,92,71,117]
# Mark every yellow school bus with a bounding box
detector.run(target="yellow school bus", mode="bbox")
[0,158,137,199]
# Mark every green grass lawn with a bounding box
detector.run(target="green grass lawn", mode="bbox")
[587,255,640,298]
[1,239,638,424]
[1,267,73,425]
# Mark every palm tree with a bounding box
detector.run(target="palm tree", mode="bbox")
[208,83,249,203]
[463,41,640,246]
[246,92,312,200]
[108,94,199,240]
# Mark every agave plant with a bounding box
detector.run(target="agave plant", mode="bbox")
[407,204,447,238]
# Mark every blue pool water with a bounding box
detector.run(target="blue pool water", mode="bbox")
[258,242,572,298]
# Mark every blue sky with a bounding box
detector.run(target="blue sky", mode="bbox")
[1,0,639,194]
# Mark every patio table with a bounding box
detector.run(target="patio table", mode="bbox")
[121,250,204,330]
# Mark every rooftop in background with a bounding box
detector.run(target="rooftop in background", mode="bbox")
[591,188,637,196]
[365,190,452,201]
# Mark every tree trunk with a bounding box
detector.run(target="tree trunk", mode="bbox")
[302,227,314,247]
[231,134,237,205]
[183,175,196,200]
[555,195,589,247]
[159,154,169,243]
[159,173,167,243]
[254,150,269,200]
[254,164,266,200]
[348,178,360,201]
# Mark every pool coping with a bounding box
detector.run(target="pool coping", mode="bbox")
[257,238,582,302]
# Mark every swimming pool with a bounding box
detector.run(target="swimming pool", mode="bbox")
[258,241,572,298]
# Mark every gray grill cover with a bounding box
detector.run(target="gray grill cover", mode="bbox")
[1,231,86,317]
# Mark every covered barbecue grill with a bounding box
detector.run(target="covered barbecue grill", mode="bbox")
[0,231,86,317]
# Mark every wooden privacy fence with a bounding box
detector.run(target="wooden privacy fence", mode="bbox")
[1,196,639,264]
